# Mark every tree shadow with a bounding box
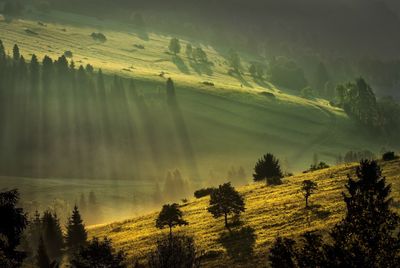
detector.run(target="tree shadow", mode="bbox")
[218,226,256,262]
[172,56,190,74]
[229,70,253,88]
[189,59,213,76]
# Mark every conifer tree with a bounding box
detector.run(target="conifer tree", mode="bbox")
[253,153,283,185]
[42,211,64,259]
[66,206,87,254]
[13,44,20,61]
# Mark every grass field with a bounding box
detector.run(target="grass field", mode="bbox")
[0,10,384,177]
[88,159,400,267]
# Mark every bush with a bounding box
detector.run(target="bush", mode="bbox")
[148,235,200,268]
[202,81,214,86]
[194,187,215,198]
[91,32,107,42]
[64,51,73,58]
[382,151,397,161]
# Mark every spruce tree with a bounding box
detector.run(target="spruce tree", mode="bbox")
[253,153,283,185]
[42,211,64,259]
[13,44,20,61]
[66,206,87,254]
[327,160,400,267]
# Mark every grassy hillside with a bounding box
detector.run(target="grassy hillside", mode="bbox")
[0,11,384,177]
[88,159,400,267]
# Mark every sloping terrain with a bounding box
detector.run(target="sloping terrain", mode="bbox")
[88,159,400,267]
[0,11,382,176]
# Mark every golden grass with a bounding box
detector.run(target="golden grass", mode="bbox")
[88,159,400,267]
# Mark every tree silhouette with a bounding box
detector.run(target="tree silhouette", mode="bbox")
[66,206,87,254]
[12,44,20,61]
[148,235,200,268]
[269,237,296,268]
[327,160,400,267]
[156,203,188,238]
[70,237,126,268]
[41,211,64,259]
[300,180,317,208]
[208,182,245,230]
[166,78,176,104]
[0,189,27,267]
[253,153,283,185]
[169,38,181,55]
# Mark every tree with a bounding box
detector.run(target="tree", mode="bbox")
[207,182,245,230]
[169,38,181,55]
[300,180,317,208]
[186,43,193,59]
[66,206,87,254]
[0,40,5,61]
[36,236,50,268]
[0,189,27,267]
[253,153,283,185]
[70,237,126,268]
[156,203,188,238]
[249,63,257,78]
[269,237,296,268]
[13,44,20,62]
[228,49,241,73]
[148,235,200,268]
[41,211,64,259]
[193,47,208,63]
[30,54,40,91]
[166,78,175,104]
[327,160,400,267]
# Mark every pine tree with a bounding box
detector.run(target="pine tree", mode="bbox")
[207,182,245,230]
[36,236,50,268]
[66,206,87,254]
[13,44,20,61]
[166,78,175,104]
[0,40,5,61]
[327,160,400,267]
[30,54,40,92]
[253,153,283,185]
[156,203,188,238]
[42,211,64,259]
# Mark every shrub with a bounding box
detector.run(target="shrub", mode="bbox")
[382,151,397,161]
[194,187,215,198]
[64,51,73,58]
[91,32,107,42]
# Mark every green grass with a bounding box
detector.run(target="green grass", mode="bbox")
[0,11,385,173]
[88,159,400,267]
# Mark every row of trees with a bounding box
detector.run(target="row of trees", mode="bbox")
[0,41,187,179]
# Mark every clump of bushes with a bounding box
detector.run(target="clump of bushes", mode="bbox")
[202,81,214,86]
[382,151,397,161]
[133,44,145,49]
[91,32,107,42]
[304,162,330,173]
[194,187,215,198]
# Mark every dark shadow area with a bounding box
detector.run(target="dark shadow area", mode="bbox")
[172,55,190,74]
[253,77,270,89]
[218,226,256,262]
[189,59,213,76]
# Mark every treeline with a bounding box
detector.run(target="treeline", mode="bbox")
[0,41,194,179]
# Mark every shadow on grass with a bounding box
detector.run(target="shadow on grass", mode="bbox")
[189,59,213,76]
[172,55,190,74]
[218,226,256,262]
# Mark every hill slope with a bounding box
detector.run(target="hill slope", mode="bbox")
[0,11,384,178]
[88,159,400,267]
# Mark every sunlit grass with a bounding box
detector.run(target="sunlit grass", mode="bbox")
[88,159,400,267]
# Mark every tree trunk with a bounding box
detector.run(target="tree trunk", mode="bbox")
[224,213,231,232]
[305,196,309,208]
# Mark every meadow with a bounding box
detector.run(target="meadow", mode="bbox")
[88,159,400,267]
[0,10,383,178]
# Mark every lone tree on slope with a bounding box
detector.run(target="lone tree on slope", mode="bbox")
[300,180,318,208]
[253,153,283,185]
[66,206,87,254]
[156,203,188,238]
[207,182,245,230]
[169,38,181,55]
